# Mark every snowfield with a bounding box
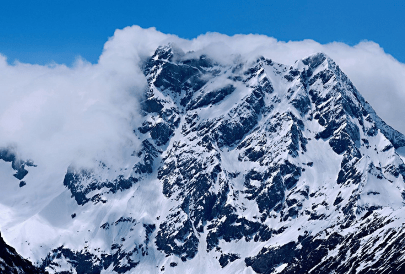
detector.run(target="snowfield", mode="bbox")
[1,43,405,274]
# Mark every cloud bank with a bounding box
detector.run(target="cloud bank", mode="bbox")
[1,25,405,172]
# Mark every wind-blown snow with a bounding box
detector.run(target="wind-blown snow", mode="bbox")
[0,26,404,170]
[0,26,405,274]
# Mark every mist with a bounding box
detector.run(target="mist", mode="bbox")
[1,25,405,174]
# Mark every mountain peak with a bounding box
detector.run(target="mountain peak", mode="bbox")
[150,43,185,62]
[2,46,405,274]
[302,52,334,68]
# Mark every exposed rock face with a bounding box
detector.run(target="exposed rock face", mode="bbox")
[2,45,405,273]
[0,232,44,274]
[0,148,35,183]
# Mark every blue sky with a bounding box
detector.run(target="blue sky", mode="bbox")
[0,0,404,65]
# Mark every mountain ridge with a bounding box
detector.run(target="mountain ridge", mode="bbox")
[1,45,405,273]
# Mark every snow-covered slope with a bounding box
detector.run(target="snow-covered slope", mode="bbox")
[0,231,44,274]
[1,45,405,274]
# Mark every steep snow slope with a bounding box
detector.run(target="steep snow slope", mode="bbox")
[1,45,405,274]
[0,231,43,273]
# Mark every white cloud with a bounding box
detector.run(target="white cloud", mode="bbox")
[1,25,404,174]
[0,50,143,170]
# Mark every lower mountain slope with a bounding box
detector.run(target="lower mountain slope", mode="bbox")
[0,232,44,274]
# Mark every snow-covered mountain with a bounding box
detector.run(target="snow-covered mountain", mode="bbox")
[1,44,405,273]
[0,231,43,273]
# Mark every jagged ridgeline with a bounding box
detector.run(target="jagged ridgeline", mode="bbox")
[0,232,44,273]
[2,44,405,274]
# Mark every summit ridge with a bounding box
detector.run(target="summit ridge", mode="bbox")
[1,45,405,274]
